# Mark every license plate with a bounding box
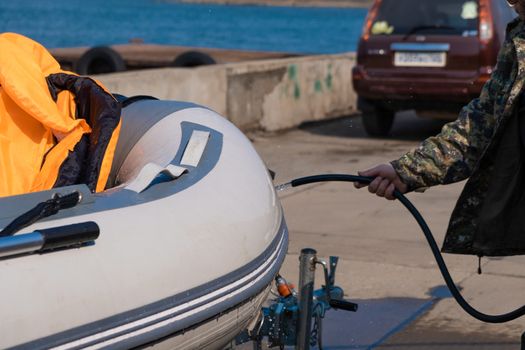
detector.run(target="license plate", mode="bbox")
[394,51,446,67]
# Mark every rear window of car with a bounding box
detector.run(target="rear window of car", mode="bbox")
[371,0,479,36]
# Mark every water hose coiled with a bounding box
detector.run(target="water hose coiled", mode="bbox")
[283,174,525,324]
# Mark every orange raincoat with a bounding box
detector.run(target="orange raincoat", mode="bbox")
[0,33,121,197]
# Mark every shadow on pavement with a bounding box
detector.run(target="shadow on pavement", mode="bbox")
[320,293,520,350]
[299,111,449,142]
[376,328,520,350]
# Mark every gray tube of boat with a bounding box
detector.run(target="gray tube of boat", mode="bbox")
[277,174,525,324]
[0,222,99,259]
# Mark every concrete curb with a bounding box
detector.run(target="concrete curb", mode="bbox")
[97,53,358,132]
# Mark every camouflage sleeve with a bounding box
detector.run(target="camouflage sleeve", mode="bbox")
[390,50,509,191]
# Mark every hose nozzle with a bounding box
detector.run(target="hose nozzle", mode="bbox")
[274,182,292,192]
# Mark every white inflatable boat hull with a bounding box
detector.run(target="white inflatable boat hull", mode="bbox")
[0,100,288,349]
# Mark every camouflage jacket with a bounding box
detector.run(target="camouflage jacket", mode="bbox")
[391,18,525,256]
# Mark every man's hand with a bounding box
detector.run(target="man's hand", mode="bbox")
[354,163,408,200]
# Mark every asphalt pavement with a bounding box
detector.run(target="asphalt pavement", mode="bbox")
[248,111,525,349]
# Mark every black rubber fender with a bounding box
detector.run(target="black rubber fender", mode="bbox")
[172,50,216,68]
[75,46,126,75]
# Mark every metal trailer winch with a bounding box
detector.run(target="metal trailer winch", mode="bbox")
[236,248,358,349]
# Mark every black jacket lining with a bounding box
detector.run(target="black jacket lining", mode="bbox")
[46,73,121,192]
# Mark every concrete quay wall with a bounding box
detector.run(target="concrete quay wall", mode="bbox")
[98,53,358,132]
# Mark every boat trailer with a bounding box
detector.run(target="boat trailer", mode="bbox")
[236,248,357,349]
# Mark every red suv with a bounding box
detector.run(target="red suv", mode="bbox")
[352,0,516,136]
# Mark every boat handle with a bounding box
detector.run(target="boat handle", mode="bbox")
[0,222,99,259]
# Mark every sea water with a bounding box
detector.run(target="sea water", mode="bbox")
[0,0,367,54]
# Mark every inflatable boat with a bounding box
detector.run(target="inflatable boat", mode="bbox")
[0,98,288,349]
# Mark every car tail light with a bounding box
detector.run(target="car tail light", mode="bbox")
[352,66,365,82]
[361,0,382,41]
[478,0,494,44]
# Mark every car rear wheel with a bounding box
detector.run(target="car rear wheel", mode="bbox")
[362,107,395,137]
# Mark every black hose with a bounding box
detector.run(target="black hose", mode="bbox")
[289,174,525,324]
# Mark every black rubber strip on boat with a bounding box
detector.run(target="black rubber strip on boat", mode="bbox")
[0,192,80,237]
[120,95,159,108]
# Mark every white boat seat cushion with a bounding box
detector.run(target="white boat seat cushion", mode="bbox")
[125,163,187,193]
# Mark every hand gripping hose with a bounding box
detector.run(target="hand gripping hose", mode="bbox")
[281,174,525,324]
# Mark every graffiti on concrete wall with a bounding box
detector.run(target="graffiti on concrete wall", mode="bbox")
[284,63,335,100]
[287,64,301,100]
[314,63,333,93]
